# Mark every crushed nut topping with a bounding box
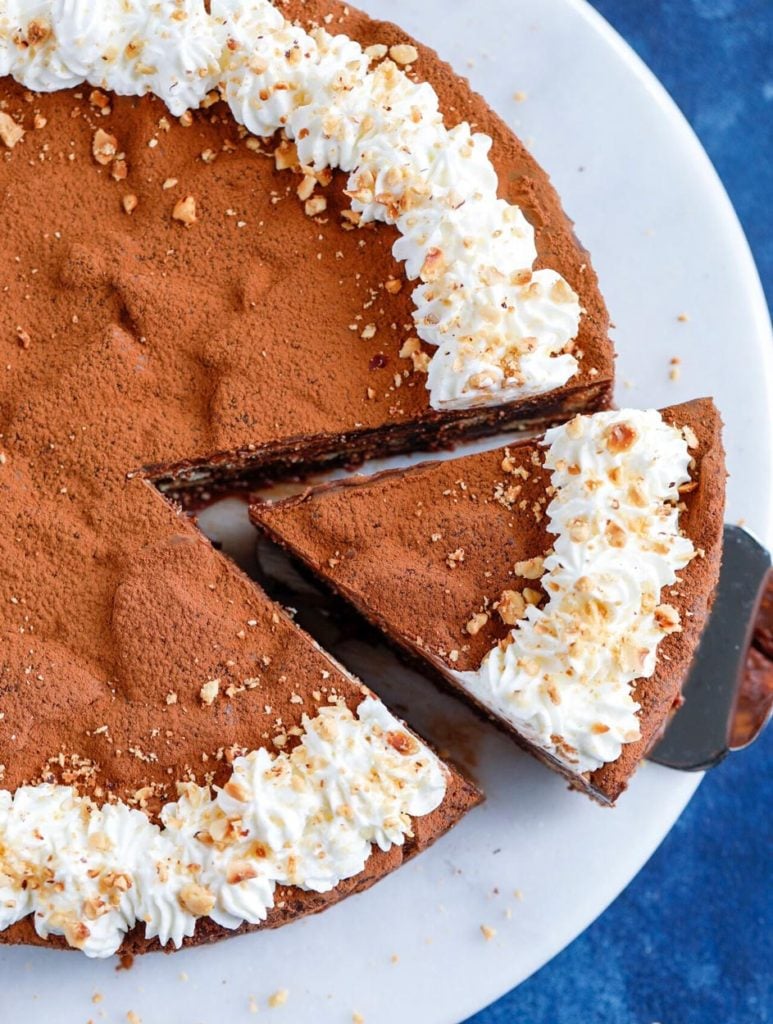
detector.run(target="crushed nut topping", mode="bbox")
[172,195,198,226]
[0,111,25,149]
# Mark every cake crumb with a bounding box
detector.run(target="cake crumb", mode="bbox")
[92,992,103,1004]
[248,995,259,1014]
[268,988,289,1008]
[480,924,496,941]
[513,90,528,102]
[127,1013,142,1024]
[353,1014,365,1024]
[677,312,689,322]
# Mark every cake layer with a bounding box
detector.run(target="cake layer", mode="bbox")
[251,399,726,804]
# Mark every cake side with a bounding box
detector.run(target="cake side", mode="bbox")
[251,399,725,803]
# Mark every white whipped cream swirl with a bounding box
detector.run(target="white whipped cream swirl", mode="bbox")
[1,0,582,410]
[458,409,697,774]
[0,699,446,957]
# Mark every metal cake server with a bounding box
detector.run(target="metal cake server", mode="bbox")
[649,524,772,771]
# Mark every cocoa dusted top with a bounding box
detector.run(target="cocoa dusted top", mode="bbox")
[0,0,610,808]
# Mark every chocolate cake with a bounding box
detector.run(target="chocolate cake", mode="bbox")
[6,0,657,956]
[252,399,726,804]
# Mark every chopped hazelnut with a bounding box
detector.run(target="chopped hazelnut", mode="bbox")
[446,547,465,568]
[365,43,388,61]
[497,590,526,624]
[92,128,117,165]
[420,246,445,282]
[513,556,544,580]
[465,612,489,636]
[386,730,419,755]
[296,174,317,201]
[389,43,419,65]
[89,89,110,110]
[0,111,24,149]
[226,859,258,884]
[605,521,627,548]
[274,138,298,171]
[654,603,681,634]
[304,195,327,217]
[172,195,197,226]
[550,278,575,304]
[199,678,220,705]
[268,989,289,1009]
[178,883,215,917]
[604,421,638,454]
[121,194,138,215]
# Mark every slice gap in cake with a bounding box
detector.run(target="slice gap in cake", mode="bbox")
[251,398,726,805]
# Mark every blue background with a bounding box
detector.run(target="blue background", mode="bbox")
[467,2,772,1022]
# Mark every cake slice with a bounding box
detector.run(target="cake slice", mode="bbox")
[252,399,725,804]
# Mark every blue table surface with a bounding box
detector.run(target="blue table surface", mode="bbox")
[467,2,772,1023]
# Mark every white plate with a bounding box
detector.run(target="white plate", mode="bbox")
[3,1,771,1021]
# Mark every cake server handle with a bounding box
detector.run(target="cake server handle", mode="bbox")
[648,524,772,771]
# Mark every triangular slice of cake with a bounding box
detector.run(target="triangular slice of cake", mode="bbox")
[252,399,725,804]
